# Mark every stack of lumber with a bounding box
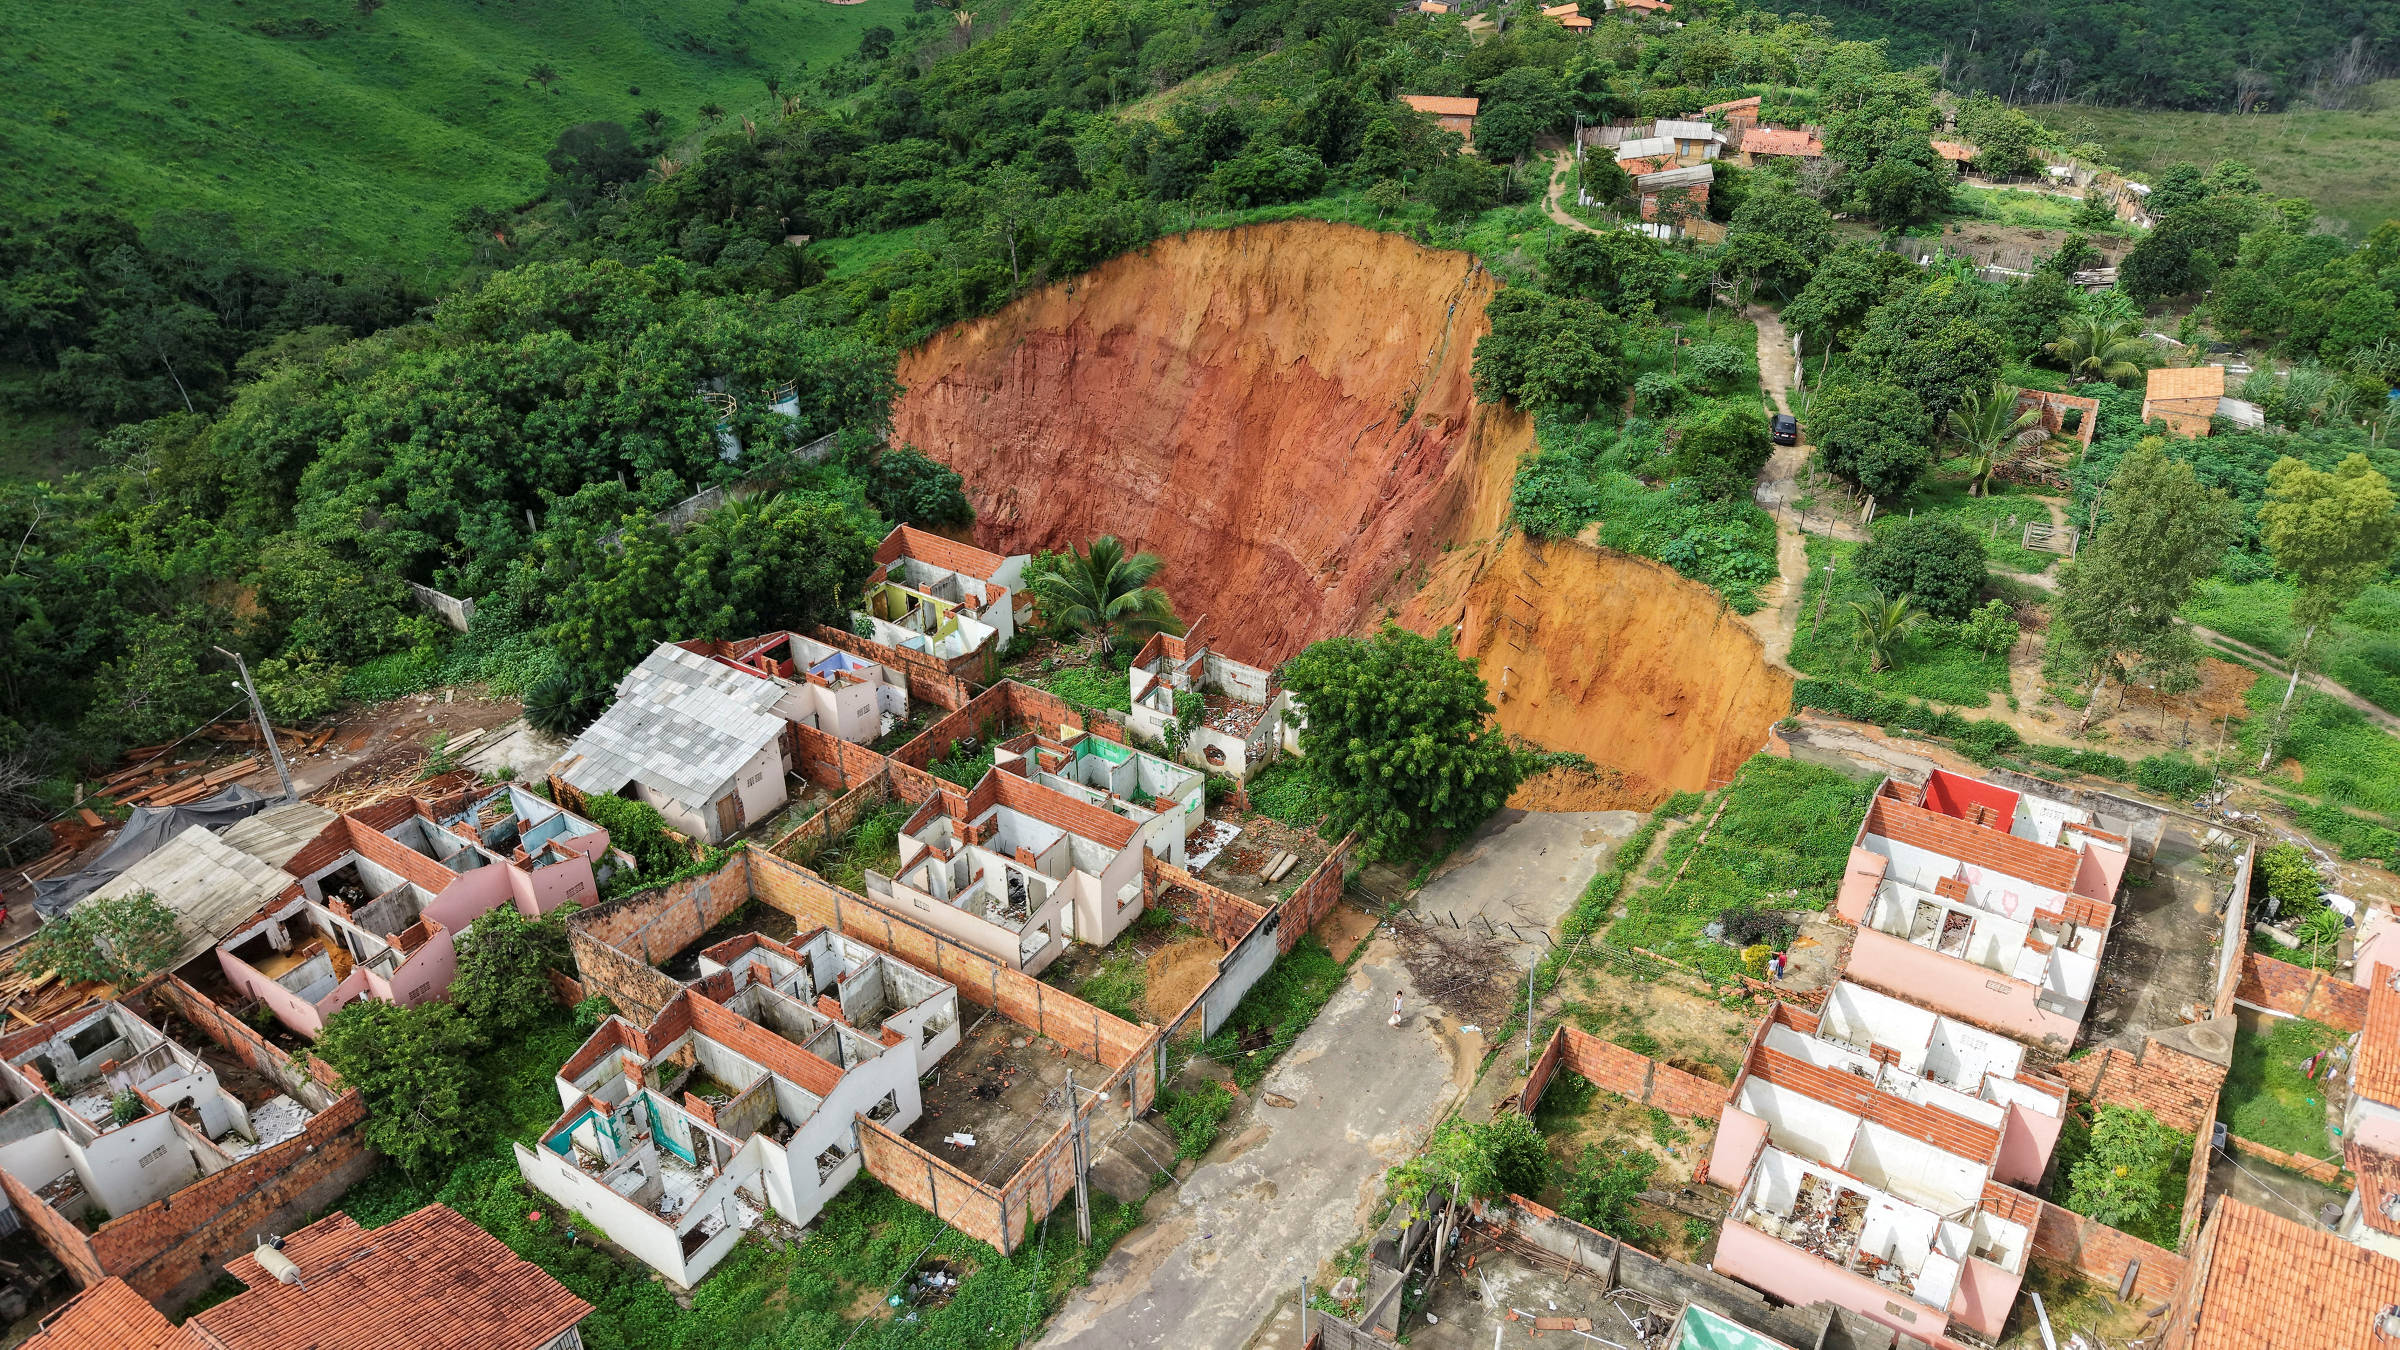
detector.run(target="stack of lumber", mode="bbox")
[12,846,78,887]
[316,766,476,815]
[0,960,101,1029]
[109,757,260,808]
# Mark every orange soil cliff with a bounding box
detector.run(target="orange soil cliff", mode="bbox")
[894,221,1788,803]
[894,221,1526,668]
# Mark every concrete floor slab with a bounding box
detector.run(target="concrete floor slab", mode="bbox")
[1037,935,1481,1350]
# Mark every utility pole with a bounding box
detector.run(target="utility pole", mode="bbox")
[215,647,296,802]
[1065,1070,1091,1244]
[1524,963,1536,1077]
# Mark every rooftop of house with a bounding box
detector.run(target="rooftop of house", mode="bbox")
[1637,164,1716,190]
[1616,0,1672,12]
[19,1277,199,1349]
[2358,962,2400,1109]
[1741,127,1820,157]
[874,523,1010,584]
[690,631,890,689]
[552,642,791,806]
[185,1205,591,1350]
[1615,135,1677,161]
[1702,95,1762,115]
[1403,94,1481,117]
[1862,773,2128,901]
[1931,139,1978,162]
[217,801,340,869]
[2349,1135,2400,1237]
[80,825,296,968]
[2146,364,2227,403]
[1654,118,1719,140]
[2179,1198,2400,1350]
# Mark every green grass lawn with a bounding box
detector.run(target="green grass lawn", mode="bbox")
[2241,680,2400,815]
[1610,756,1876,979]
[3,0,910,275]
[2220,1017,2344,1159]
[2028,82,2400,240]
[1787,534,2013,707]
[1904,459,2069,576]
[2189,578,2400,718]
[1944,184,2093,232]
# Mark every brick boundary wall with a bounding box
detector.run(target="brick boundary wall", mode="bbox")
[890,681,1124,771]
[1518,1025,1733,1122]
[2058,1040,2225,1138]
[143,976,343,1103]
[565,858,756,1021]
[2179,1086,2217,1249]
[807,625,976,712]
[2234,950,2367,1031]
[1142,854,1271,948]
[2029,1200,2187,1303]
[1276,833,1358,953]
[769,769,897,866]
[2227,1134,2345,1186]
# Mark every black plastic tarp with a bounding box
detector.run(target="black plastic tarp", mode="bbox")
[32,785,274,918]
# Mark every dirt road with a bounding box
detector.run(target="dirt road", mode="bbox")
[1543,152,1598,236]
[1742,305,1814,672]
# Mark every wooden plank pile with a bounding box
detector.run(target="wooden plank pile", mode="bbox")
[103,757,261,808]
[0,964,99,1029]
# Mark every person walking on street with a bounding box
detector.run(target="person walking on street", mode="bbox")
[1389,991,1404,1028]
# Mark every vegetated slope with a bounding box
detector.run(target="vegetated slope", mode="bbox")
[1404,535,1792,805]
[2031,83,2400,239]
[895,221,1527,669]
[1,0,907,272]
[896,221,1789,802]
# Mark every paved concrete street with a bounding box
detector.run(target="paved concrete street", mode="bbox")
[1410,809,1638,967]
[1038,934,1482,1350]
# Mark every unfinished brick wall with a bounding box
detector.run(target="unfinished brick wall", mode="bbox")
[2029,1200,2186,1303]
[1277,833,1358,953]
[892,681,1124,771]
[742,851,1159,1109]
[566,856,755,1021]
[143,977,342,1103]
[2228,1134,2343,1186]
[0,1166,102,1287]
[2234,951,2367,1031]
[770,772,895,866]
[1142,855,1270,948]
[2058,1039,2225,1137]
[808,625,976,711]
[791,722,895,795]
[860,1118,1013,1248]
[1517,1025,1731,1121]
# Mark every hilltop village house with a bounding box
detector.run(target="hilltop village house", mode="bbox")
[552,634,911,845]
[1126,616,1303,781]
[1835,771,2130,1052]
[514,930,960,1287]
[216,784,615,1038]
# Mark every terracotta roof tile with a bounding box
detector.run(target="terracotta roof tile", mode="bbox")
[2184,1198,2400,1350]
[2349,1141,2400,1237]
[1865,796,2083,893]
[1742,128,1820,157]
[1402,95,1481,117]
[1931,139,1978,162]
[188,1205,590,1350]
[874,524,1009,582]
[1703,96,1762,115]
[2145,365,2226,403]
[2358,963,2400,1108]
[22,1278,200,1349]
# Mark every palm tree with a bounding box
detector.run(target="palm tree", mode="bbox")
[2045,315,2154,385]
[1948,383,2049,496]
[1030,537,1185,653]
[1848,594,1922,673]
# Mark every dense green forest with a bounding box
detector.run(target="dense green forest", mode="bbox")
[1803,0,2398,111]
[3,0,2398,869]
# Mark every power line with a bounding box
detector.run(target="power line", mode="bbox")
[3,697,250,862]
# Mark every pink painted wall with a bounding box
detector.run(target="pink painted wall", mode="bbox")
[1713,1215,1951,1344]
[1995,1099,2065,1189]
[1948,1257,2024,1341]
[511,853,599,916]
[384,934,460,1007]
[1837,848,1887,925]
[215,952,331,1039]
[423,863,511,932]
[2072,844,2128,903]
[1845,929,2077,1048]
[1708,1105,1770,1193]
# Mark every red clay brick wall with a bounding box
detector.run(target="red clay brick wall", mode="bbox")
[144,977,343,1096]
[1142,855,1270,948]
[770,772,895,866]
[2030,1200,2186,1303]
[791,723,894,795]
[1521,1026,1731,1121]
[892,682,1123,771]
[2228,1134,2343,1185]
[90,1090,376,1303]
[744,852,1159,1110]
[565,856,755,1021]
[2235,951,2367,1031]
[807,625,975,712]
[1277,834,1358,953]
[860,1118,1013,1252]
[2059,1040,2224,1137]
[1522,1027,1567,1116]
[0,1166,103,1287]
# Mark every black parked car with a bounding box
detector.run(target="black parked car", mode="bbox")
[1771,413,1801,445]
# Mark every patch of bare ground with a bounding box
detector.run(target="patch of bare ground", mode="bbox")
[1507,764,1642,812]
[1310,902,1379,963]
[1558,964,1757,1086]
[1197,807,1330,908]
[1144,937,1224,1022]
[1390,914,1524,1031]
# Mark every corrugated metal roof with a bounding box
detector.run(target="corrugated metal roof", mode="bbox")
[1637,164,1716,190]
[1654,119,1717,140]
[552,644,791,807]
[219,802,339,869]
[1615,135,1676,161]
[90,826,293,967]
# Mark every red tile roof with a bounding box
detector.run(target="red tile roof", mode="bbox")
[1748,1046,2001,1163]
[2349,1140,2400,1236]
[1865,796,2082,893]
[1402,95,1481,118]
[1931,139,1978,162]
[2181,1198,2400,1350]
[1742,128,1820,158]
[874,523,1009,582]
[1703,95,1762,115]
[188,1205,590,1350]
[2145,365,2226,404]
[22,1278,200,1349]
[2358,963,2400,1108]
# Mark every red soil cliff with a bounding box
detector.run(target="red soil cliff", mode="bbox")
[894,221,1788,803]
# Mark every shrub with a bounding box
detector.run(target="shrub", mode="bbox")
[572,994,615,1031]
[450,909,573,1043]
[1160,1081,1234,1160]
[2057,1104,2191,1248]
[2133,753,2216,801]
[1560,1143,1660,1235]
[1719,905,1795,949]
[2256,841,2324,917]
[576,793,689,881]
[18,892,182,987]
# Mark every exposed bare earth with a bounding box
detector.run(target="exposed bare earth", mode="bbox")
[898,221,1789,804]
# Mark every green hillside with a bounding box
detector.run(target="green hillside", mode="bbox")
[2030,83,2400,239]
[0,0,907,274]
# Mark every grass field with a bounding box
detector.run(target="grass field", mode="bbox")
[2028,82,2400,239]
[2188,579,2400,717]
[1787,534,2014,708]
[2220,1017,2343,1159]
[1,0,910,275]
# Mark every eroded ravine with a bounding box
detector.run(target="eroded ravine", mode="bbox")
[894,220,1788,802]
